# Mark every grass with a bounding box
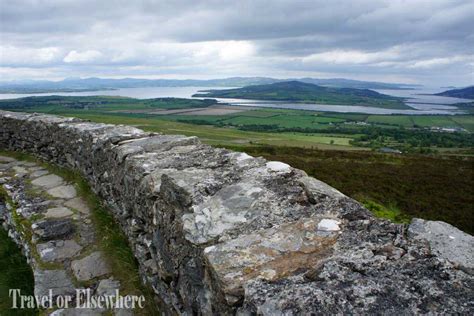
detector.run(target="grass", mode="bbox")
[411,116,461,128]
[366,115,414,127]
[0,186,37,315]
[362,200,411,223]
[0,228,37,315]
[33,112,359,150]
[448,115,474,132]
[2,96,473,152]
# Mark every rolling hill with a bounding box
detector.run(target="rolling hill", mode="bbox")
[193,81,409,109]
[0,77,419,94]
[435,86,474,99]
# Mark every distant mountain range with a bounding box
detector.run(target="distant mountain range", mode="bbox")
[435,86,474,99]
[0,77,421,94]
[193,81,410,109]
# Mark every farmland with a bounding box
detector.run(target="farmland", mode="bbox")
[0,95,473,234]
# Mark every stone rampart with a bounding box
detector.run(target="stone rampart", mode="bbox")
[1,110,472,314]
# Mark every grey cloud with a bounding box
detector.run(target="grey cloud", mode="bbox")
[0,0,473,86]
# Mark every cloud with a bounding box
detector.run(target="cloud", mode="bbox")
[63,50,103,63]
[0,46,61,66]
[0,0,473,86]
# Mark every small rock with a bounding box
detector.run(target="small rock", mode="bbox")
[12,165,28,175]
[47,185,77,199]
[317,219,341,231]
[65,198,91,215]
[266,161,291,172]
[71,252,111,281]
[31,174,64,189]
[37,240,83,262]
[96,278,121,296]
[31,169,49,178]
[45,206,74,219]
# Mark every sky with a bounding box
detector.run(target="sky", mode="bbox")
[0,0,473,87]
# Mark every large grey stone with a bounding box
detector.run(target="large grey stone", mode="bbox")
[32,219,75,241]
[0,155,15,163]
[409,218,474,274]
[37,239,83,262]
[47,185,77,199]
[71,252,111,281]
[45,206,74,218]
[34,269,75,298]
[31,174,64,189]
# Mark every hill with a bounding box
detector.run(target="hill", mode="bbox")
[193,81,409,109]
[435,86,474,99]
[0,77,419,94]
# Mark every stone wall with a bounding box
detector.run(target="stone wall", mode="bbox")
[1,110,472,314]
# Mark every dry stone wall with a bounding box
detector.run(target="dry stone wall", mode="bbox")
[1,110,473,315]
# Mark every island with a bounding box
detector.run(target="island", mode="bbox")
[435,86,474,99]
[193,81,410,109]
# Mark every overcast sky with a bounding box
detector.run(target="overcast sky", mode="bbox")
[0,0,473,87]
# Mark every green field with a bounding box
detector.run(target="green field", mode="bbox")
[0,95,473,152]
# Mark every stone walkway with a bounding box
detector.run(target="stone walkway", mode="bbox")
[0,155,132,315]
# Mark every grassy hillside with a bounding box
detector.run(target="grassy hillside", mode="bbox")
[0,96,472,153]
[435,86,474,99]
[0,96,217,111]
[193,81,409,109]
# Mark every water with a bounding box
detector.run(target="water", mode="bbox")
[0,86,215,100]
[0,86,471,115]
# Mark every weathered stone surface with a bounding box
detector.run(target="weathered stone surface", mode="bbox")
[409,218,474,274]
[0,155,15,162]
[34,269,75,298]
[31,174,64,189]
[31,169,49,178]
[47,185,77,199]
[32,219,75,241]
[1,110,472,315]
[45,206,74,218]
[65,197,91,215]
[37,240,83,262]
[96,279,121,296]
[71,252,111,281]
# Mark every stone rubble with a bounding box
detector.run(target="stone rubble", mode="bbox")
[1,110,473,314]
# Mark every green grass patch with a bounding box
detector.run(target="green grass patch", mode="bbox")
[366,115,414,127]
[361,199,411,223]
[450,115,474,132]
[411,116,460,128]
